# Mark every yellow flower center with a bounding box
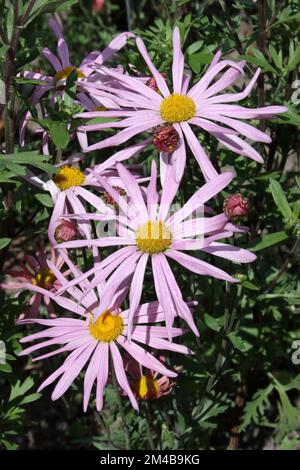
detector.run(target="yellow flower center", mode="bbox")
[53,165,85,191]
[89,311,123,342]
[94,105,107,111]
[160,94,196,123]
[32,269,56,289]
[133,375,159,400]
[136,221,172,254]
[54,66,85,85]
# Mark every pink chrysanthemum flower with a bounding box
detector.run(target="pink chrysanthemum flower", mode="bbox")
[20,18,132,146]
[25,154,147,245]
[0,247,64,319]
[76,27,287,182]
[56,162,256,338]
[18,254,192,411]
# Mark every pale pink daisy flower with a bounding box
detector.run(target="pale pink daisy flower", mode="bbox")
[0,247,64,319]
[25,154,147,245]
[18,255,192,411]
[55,162,256,339]
[76,27,287,182]
[20,18,133,146]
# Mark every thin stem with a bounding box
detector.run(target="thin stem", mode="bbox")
[125,0,132,31]
[144,402,155,450]
[111,362,131,450]
[257,0,266,114]
[194,284,243,419]
[262,238,300,294]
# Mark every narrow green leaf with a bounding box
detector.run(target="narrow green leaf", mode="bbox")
[0,238,11,250]
[269,179,293,220]
[249,231,289,252]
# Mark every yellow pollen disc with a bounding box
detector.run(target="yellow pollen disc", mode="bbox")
[53,165,85,191]
[136,221,172,254]
[54,66,85,85]
[160,94,196,123]
[32,269,56,289]
[134,375,159,400]
[95,105,107,111]
[89,311,123,342]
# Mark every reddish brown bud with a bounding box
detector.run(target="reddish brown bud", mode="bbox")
[55,219,77,242]
[146,73,167,92]
[223,194,249,219]
[103,187,126,207]
[153,125,180,153]
[92,0,105,12]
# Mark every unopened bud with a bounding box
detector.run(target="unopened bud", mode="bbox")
[55,219,77,242]
[153,125,180,153]
[223,193,249,219]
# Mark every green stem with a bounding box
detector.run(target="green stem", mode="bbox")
[145,402,155,450]
[194,284,243,419]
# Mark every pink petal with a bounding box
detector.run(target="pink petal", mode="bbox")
[166,249,239,282]
[118,335,177,378]
[172,27,184,94]
[110,342,138,410]
[136,37,170,98]
[180,122,219,181]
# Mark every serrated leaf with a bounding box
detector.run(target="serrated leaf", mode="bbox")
[9,377,34,402]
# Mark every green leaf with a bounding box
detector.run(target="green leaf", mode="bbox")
[241,280,260,291]
[269,179,293,220]
[186,40,204,55]
[203,313,221,332]
[15,77,49,86]
[9,377,34,402]
[0,363,12,373]
[34,193,54,207]
[188,53,213,73]
[241,49,277,74]
[249,231,289,252]
[0,152,57,175]
[286,43,300,73]
[48,122,70,150]
[227,332,249,352]
[6,7,13,42]
[24,0,79,26]
[0,238,11,250]
[269,45,283,70]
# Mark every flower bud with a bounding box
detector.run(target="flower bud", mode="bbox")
[92,0,105,12]
[153,125,180,153]
[223,194,249,219]
[55,219,77,242]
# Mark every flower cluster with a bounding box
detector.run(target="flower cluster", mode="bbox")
[4,19,287,411]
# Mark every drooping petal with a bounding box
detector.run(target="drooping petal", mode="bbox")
[110,341,138,410]
[166,249,239,283]
[201,242,257,263]
[118,335,177,378]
